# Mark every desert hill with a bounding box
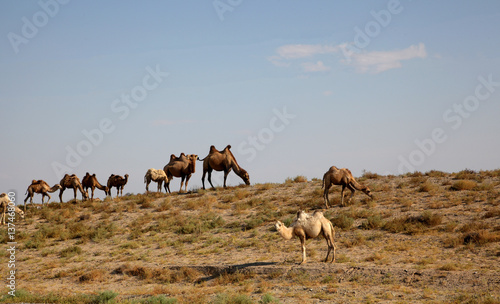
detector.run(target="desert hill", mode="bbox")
[1,170,499,303]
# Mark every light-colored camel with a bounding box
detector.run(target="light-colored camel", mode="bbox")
[144,168,169,192]
[82,173,109,201]
[59,174,89,203]
[23,179,62,210]
[322,166,373,208]
[275,210,336,264]
[199,145,250,189]
[163,153,198,193]
[107,174,129,198]
[1,193,24,225]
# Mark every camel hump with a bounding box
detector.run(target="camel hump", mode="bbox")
[209,145,218,153]
[92,174,96,177]
[225,145,232,150]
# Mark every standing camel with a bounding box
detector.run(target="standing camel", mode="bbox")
[1,193,24,225]
[82,173,109,201]
[163,153,197,193]
[144,168,168,192]
[198,145,250,189]
[24,180,62,210]
[107,174,129,198]
[322,166,373,208]
[59,174,89,203]
[275,210,336,264]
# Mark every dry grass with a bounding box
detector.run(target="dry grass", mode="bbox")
[2,170,500,303]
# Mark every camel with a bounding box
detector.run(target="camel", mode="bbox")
[199,145,250,189]
[163,153,198,193]
[144,168,169,192]
[59,174,89,203]
[82,173,109,201]
[107,174,129,198]
[23,179,62,210]
[1,193,24,225]
[275,210,336,264]
[322,166,373,208]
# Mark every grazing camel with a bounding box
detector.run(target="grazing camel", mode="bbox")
[107,174,129,198]
[1,193,24,225]
[322,166,373,208]
[23,180,62,210]
[275,210,336,264]
[199,145,250,189]
[59,174,89,203]
[144,168,169,192]
[163,153,198,193]
[82,173,109,201]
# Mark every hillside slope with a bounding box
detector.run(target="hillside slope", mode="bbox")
[1,170,500,303]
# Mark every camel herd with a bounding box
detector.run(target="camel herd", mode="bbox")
[2,144,375,264]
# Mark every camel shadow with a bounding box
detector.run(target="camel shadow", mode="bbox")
[196,262,277,282]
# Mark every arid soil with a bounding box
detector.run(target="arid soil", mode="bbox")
[1,170,499,303]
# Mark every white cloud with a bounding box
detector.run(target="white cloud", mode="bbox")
[301,61,330,72]
[347,43,427,73]
[275,44,340,59]
[270,42,427,74]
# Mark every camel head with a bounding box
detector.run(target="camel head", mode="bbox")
[275,220,284,232]
[239,169,250,185]
[362,187,373,199]
[16,206,25,219]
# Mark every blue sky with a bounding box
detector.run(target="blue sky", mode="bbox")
[1,1,499,201]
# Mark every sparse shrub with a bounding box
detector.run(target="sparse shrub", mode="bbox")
[425,170,447,177]
[360,215,384,230]
[418,181,438,193]
[156,198,172,212]
[60,245,83,258]
[141,295,178,304]
[285,176,307,183]
[259,293,280,304]
[483,207,500,219]
[454,169,478,180]
[89,290,118,304]
[450,180,477,191]
[463,230,500,245]
[362,170,380,179]
[331,214,354,230]
[79,269,105,283]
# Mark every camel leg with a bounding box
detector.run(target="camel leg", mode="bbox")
[346,185,355,205]
[201,170,207,190]
[146,181,150,192]
[323,185,331,208]
[207,169,215,189]
[59,189,64,203]
[184,175,191,192]
[340,185,346,207]
[73,188,78,202]
[179,176,185,193]
[299,235,307,264]
[223,170,229,188]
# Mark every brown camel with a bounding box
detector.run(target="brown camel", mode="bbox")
[23,179,62,210]
[107,174,129,198]
[144,168,168,192]
[322,166,373,208]
[59,174,89,203]
[1,193,25,225]
[275,210,336,264]
[163,153,198,193]
[199,145,250,189]
[82,173,109,201]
